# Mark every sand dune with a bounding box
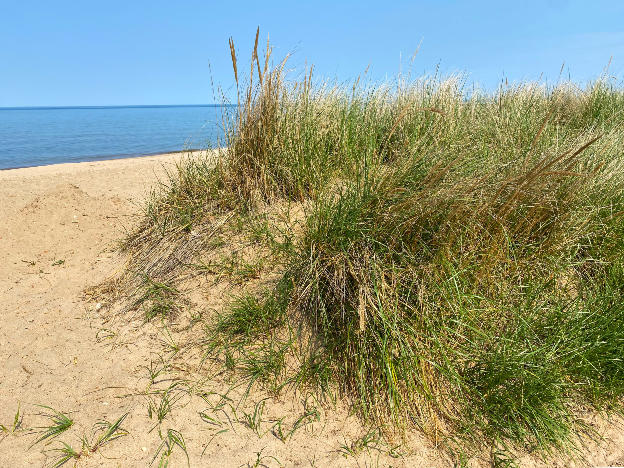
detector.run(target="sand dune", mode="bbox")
[1,154,623,467]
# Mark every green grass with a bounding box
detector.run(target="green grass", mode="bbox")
[152,428,190,467]
[137,276,180,321]
[45,413,129,467]
[30,406,74,447]
[87,413,130,452]
[48,442,81,468]
[271,402,320,442]
[0,403,25,439]
[119,32,624,463]
[246,447,282,468]
[147,381,190,435]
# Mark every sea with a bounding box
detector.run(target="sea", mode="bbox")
[0,105,232,170]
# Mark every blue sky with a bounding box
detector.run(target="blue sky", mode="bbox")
[1,0,623,107]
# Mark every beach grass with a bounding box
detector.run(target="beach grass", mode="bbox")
[119,32,624,462]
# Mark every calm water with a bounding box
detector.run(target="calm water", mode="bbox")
[0,105,231,170]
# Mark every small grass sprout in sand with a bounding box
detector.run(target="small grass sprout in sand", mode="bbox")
[147,381,189,434]
[30,406,74,447]
[48,442,81,468]
[45,413,129,467]
[152,428,190,468]
[338,427,386,459]
[0,403,25,440]
[85,413,129,453]
[241,398,269,437]
[247,447,282,468]
[271,401,320,443]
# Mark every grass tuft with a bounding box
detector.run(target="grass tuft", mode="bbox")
[45,413,129,467]
[31,406,74,447]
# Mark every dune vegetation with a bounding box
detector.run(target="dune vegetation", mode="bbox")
[118,31,624,463]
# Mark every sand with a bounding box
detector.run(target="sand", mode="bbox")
[1,152,624,467]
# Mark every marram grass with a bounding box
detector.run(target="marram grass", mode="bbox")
[123,34,624,462]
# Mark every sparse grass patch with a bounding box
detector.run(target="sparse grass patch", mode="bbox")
[137,276,181,321]
[246,447,282,468]
[152,428,190,467]
[147,381,191,435]
[41,413,129,467]
[338,427,386,459]
[271,399,320,442]
[47,442,81,468]
[241,398,268,436]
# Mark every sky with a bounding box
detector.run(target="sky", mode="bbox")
[1,0,623,107]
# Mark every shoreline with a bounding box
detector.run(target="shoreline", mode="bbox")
[0,148,214,172]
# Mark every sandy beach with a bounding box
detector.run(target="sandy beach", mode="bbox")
[0,152,433,467]
[2,153,624,467]
[0,153,185,466]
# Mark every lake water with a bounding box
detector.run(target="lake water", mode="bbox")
[0,105,231,170]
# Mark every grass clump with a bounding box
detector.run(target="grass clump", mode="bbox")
[119,31,624,462]
[30,406,74,447]
[45,414,129,468]
[277,101,624,454]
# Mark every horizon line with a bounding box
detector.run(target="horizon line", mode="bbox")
[0,104,237,111]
